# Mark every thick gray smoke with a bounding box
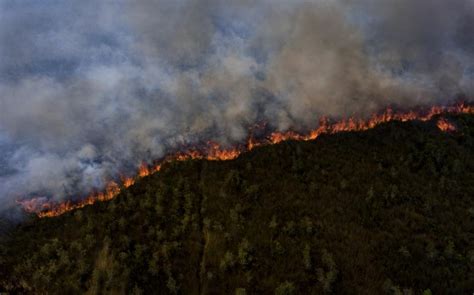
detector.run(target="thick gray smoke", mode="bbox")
[1,0,473,211]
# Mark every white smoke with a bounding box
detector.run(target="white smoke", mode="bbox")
[0,0,473,211]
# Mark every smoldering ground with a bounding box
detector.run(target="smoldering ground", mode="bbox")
[1,0,473,213]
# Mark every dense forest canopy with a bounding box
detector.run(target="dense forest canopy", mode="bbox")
[1,114,474,294]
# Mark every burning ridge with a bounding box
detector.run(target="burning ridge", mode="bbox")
[18,102,474,218]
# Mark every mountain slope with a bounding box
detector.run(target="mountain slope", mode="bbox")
[1,114,474,294]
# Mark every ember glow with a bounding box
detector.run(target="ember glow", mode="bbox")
[18,103,474,218]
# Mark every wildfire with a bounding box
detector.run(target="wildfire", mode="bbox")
[436,118,457,132]
[122,176,135,188]
[18,102,474,218]
[138,162,150,178]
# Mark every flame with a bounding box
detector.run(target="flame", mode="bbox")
[18,102,474,218]
[122,176,135,188]
[138,162,150,178]
[436,118,456,132]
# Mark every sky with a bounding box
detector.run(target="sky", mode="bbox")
[1,0,474,212]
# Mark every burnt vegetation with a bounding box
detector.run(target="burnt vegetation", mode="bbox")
[1,114,474,294]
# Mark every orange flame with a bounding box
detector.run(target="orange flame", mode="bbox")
[138,162,150,178]
[122,176,135,188]
[18,102,474,218]
[436,118,456,132]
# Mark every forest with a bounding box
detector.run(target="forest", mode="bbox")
[1,114,473,294]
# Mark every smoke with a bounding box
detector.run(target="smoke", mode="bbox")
[1,0,473,211]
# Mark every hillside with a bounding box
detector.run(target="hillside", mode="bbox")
[1,114,474,294]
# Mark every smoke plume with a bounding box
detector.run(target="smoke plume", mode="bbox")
[1,0,473,212]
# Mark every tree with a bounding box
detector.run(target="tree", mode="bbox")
[303,243,311,270]
[316,249,338,293]
[238,239,252,267]
[220,251,235,272]
[275,281,295,295]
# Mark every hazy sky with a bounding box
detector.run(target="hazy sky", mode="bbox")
[1,0,474,211]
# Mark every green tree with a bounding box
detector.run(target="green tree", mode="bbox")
[275,281,295,295]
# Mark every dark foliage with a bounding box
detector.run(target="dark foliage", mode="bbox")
[1,114,474,294]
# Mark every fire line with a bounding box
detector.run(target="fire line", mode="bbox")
[17,102,474,218]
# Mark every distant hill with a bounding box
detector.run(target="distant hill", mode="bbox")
[1,114,473,294]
